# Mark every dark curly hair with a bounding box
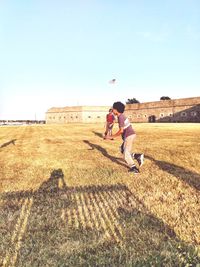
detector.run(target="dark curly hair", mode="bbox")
[113,102,125,113]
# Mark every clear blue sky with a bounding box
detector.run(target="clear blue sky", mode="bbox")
[0,0,200,119]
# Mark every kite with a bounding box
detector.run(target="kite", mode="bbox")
[109,79,116,84]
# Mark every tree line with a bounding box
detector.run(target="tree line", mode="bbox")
[126,96,171,104]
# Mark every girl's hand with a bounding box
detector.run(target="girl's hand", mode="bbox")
[104,135,114,140]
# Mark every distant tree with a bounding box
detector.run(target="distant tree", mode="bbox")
[126,98,140,104]
[160,96,171,100]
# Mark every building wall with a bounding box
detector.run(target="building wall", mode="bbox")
[81,106,111,123]
[45,110,83,124]
[46,106,110,124]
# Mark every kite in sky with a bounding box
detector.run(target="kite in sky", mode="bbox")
[109,79,116,84]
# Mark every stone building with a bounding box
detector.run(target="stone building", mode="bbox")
[45,106,111,124]
[45,97,200,124]
[125,97,200,123]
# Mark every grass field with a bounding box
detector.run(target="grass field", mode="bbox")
[0,123,200,266]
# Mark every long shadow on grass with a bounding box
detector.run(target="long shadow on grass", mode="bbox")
[0,170,199,266]
[0,139,17,148]
[92,131,103,138]
[83,139,127,168]
[0,169,70,267]
[146,155,200,191]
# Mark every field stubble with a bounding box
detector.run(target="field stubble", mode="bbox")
[0,123,200,266]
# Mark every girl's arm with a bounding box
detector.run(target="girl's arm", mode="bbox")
[105,127,123,139]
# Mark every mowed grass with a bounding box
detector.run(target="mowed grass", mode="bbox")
[0,123,200,266]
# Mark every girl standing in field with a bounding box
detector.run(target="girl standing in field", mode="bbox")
[104,108,115,137]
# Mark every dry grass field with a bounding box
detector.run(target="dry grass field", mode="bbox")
[0,123,200,266]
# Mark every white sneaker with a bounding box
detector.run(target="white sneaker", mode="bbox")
[137,154,144,167]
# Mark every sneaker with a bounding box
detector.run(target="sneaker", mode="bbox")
[128,166,139,174]
[135,154,144,167]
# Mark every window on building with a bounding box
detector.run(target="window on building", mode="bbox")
[144,114,147,118]
[128,115,132,118]
[76,116,78,118]
[88,116,91,118]
[191,111,197,117]
[168,113,173,117]
[160,113,164,117]
[97,116,101,118]
[181,112,187,117]
[137,114,141,118]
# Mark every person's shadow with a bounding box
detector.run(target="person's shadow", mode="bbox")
[0,139,17,148]
[37,169,67,194]
[146,155,200,191]
[83,140,127,168]
[92,131,103,138]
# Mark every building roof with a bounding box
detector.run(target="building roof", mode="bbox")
[46,106,111,113]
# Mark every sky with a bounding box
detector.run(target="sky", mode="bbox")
[0,0,200,120]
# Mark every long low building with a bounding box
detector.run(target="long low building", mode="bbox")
[125,96,200,123]
[45,97,200,123]
[45,106,111,124]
